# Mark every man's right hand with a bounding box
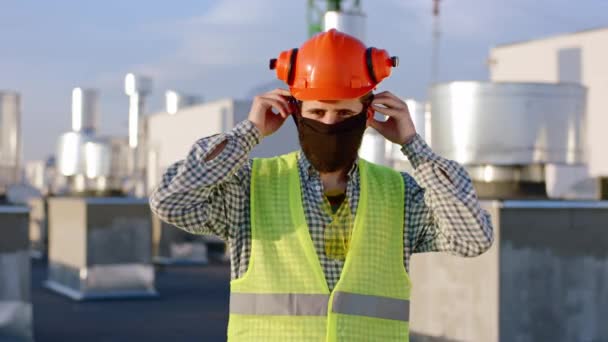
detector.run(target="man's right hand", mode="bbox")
[248,88,295,137]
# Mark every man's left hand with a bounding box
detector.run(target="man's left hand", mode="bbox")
[367,91,417,145]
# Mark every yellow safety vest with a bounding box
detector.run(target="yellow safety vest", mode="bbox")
[228,152,411,341]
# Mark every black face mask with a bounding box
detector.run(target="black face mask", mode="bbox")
[293,110,368,173]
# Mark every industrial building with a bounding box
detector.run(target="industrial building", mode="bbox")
[490,27,608,181]
[408,29,608,342]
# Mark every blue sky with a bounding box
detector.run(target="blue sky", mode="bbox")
[2,0,608,161]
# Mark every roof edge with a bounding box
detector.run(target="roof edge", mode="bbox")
[494,26,608,49]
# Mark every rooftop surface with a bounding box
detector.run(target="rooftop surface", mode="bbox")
[32,259,231,342]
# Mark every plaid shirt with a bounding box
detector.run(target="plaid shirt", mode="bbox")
[150,120,494,291]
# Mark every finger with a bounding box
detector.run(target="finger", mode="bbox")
[280,93,300,113]
[373,90,390,97]
[263,94,295,116]
[372,96,406,110]
[259,97,290,117]
[367,116,390,133]
[372,90,398,100]
[268,88,292,97]
[371,103,402,118]
[268,110,289,126]
[372,92,406,106]
[263,93,291,106]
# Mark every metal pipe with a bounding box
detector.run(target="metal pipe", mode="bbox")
[323,6,366,42]
[71,88,98,134]
[125,74,151,149]
[127,93,143,148]
[124,73,152,196]
[165,90,202,115]
[0,92,21,189]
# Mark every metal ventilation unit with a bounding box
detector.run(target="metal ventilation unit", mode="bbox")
[411,81,608,342]
[429,81,586,199]
[47,86,156,300]
[56,88,130,195]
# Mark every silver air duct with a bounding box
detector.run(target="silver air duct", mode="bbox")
[124,73,152,149]
[0,92,21,195]
[430,81,586,198]
[124,73,152,197]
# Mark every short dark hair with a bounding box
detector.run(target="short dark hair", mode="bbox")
[359,91,374,106]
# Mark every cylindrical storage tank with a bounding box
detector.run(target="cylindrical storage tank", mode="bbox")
[56,132,94,177]
[125,74,152,96]
[56,133,116,194]
[165,90,202,115]
[83,140,111,179]
[430,82,586,166]
[0,92,21,193]
[71,88,99,134]
[323,11,366,42]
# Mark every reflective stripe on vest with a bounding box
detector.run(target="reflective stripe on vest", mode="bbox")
[230,293,328,316]
[230,292,409,322]
[332,292,409,321]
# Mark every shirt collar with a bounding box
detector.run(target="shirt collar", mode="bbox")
[297,150,359,184]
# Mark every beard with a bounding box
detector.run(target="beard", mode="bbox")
[293,111,368,173]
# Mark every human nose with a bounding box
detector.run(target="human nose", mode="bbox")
[320,112,340,125]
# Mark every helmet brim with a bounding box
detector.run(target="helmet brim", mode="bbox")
[290,86,374,101]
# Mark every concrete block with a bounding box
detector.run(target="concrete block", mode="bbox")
[45,197,157,300]
[0,206,34,341]
[152,216,208,265]
[409,200,608,342]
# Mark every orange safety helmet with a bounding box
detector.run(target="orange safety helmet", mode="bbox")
[269,28,398,101]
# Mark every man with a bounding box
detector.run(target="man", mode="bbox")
[150,29,493,341]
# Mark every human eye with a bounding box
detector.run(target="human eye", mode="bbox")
[339,110,355,117]
[309,109,325,116]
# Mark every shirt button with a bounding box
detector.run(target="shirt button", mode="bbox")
[314,184,322,191]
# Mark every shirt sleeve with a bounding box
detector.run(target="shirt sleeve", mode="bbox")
[148,120,261,240]
[400,134,494,258]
